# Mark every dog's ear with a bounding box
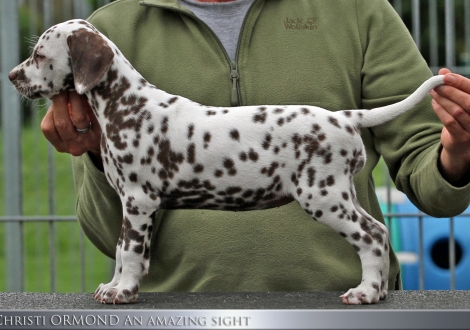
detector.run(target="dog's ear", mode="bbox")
[67,29,114,94]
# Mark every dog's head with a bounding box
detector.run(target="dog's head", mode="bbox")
[9,19,114,99]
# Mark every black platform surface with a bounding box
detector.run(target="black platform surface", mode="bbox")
[1,291,470,329]
[1,290,469,309]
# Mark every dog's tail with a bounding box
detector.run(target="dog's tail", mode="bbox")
[342,75,445,128]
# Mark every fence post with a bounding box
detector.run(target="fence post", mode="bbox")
[412,0,421,50]
[429,0,439,69]
[1,0,24,292]
[445,0,455,70]
[74,0,93,19]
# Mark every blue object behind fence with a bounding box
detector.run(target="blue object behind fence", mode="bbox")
[394,198,470,290]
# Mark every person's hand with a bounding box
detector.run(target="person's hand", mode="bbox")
[430,68,470,187]
[41,91,102,168]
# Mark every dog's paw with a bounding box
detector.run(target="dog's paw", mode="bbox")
[94,283,139,304]
[340,285,384,305]
[93,282,115,302]
[380,289,388,300]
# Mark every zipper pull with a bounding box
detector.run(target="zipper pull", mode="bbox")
[230,61,239,106]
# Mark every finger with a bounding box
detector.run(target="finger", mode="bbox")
[433,98,470,134]
[82,97,103,155]
[431,98,470,150]
[43,112,88,155]
[42,93,98,157]
[69,91,90,130]
[432,98,464,136]
[51,91,69,120]
[433,84,470,117]
[436,68,470,112]
[438,68,452,76]
[50,92,90,156]
[83,96,100,132]
[431,77,470,135]
[41,107,68,153]
[439,70,470,95]
[52,92,78,141]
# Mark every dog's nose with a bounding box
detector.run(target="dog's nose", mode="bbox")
[8,70,18,82]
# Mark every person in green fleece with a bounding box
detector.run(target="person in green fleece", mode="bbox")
[42,0,470,293]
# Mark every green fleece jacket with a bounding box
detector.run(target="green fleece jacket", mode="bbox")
[73,0,470,292]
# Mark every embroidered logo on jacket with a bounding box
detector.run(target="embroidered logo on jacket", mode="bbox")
[284,17,318,30]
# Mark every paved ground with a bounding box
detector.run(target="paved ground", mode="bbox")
[0,291,469,310]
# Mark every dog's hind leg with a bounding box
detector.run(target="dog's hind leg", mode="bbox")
[297,180,389,305]
[338,205,389,304]
[350,191,390,300]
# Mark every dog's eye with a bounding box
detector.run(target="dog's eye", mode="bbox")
[35,52,46,60]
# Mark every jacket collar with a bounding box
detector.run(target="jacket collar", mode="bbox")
[139,0,185,10]
[140,0,263,10]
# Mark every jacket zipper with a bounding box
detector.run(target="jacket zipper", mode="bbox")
[140,0,259,107]
[231,0,258,106]
[177,9,245,106]
[230,61,240,106]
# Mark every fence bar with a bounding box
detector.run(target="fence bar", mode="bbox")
[449,218,455,290]
[42,0,56,293]
[445,0,455,70]
[47,124,56,292]
[74,0,93,19]
[80,231,86,293]
[1,0,24,292]
[418,215,424,290]
[444,0,456,291]
[412,0,421,50]
[393,0,403,17]
[0,216,77,222]
[63,0,72,19]
[429,0,439,68]
[98,0,111,7]
[465,1,470,67]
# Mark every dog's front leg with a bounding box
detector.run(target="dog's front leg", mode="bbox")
[94,196,158,304]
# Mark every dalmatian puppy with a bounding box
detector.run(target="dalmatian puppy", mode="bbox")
[9,19,445,305]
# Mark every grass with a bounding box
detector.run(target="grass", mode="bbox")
[0,105,112,293]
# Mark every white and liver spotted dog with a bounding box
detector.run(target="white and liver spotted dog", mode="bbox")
[10,19,444,305]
